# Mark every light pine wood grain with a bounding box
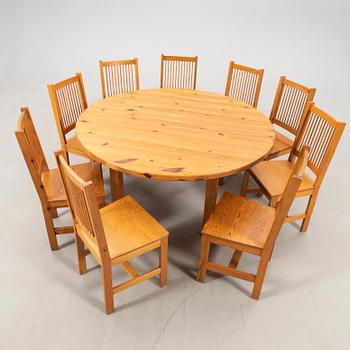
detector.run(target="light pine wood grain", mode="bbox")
[76,89,275,181]
[99,58,140,98]
[242,103,346,231]
[47,73,89,163]
[267,76,316,159]
[15,108,105,251]
[224,61,264,108]
[199,147,310,299]
[160,55,198,90]
[56,153,169,314]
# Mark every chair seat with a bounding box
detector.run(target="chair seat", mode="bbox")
[42,162,105,207]
[249,160,314,198]
[100,196,168,261]
[66,135,88,157]
[202,192,276,249]
[267,131,293,159]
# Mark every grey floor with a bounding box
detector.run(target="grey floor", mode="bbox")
[1,1,350,349]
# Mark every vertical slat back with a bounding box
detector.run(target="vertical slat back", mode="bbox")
[16,107,49,179]
[160,54,198,90]
[48,73,88,137]
[224,61,264,107]
[15,107,50,206]
[56,153,109,255]
[99,58,140,98]
[266,147,309,248]
[291,103,346,177]
[270,77,316,135]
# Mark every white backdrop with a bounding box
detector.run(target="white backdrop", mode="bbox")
[1,0,349,129]
[1,1,350,349]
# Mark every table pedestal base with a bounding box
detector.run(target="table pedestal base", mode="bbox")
[109,172,219,225]
[110,169,124,201]
[203,178,219,225]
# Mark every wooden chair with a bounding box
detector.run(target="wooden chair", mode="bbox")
[241,102,345,232]
[160,54,198,90]
[99,58,140,98]
[56,153,169,314]
[224,61,264,108]
[198,147,309,299]
[47,73,89,163]
[15,107,105,251]
[268,76,316,159]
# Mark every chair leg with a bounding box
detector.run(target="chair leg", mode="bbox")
[229,250,242,268]
[301,194,317,232]
[75,234,87,274]
[269,196,278,208]
[159,237,168,287]
[102,263,114,314]
[269,243,275,261]
[251,252,270,300]
[219,177,224,186]
[240,171,250,196]
[42,207,59,251]
[98,198,106,208]
[51,208,59,218]
[197,235,210,283]
[64,148,70,165]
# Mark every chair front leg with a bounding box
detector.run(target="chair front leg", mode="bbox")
[51,207,59,218]
[197,235,211,283]
[251,250,271,300]
[102,263,114,314]
[159,237,168,287]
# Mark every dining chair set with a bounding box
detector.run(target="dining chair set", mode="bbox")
[15,54,345,314]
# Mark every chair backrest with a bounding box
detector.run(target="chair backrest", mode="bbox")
[56,153,109,259]
[160,54,198,90]
[224,61,264,107]
[290,102,346,183]
[47,73,88,145]
[270,76,316,135]
[99,58,140,98]
[15,107,50,206]
[266,147,309,248]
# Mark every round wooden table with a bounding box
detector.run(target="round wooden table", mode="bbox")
[76,89,275,223]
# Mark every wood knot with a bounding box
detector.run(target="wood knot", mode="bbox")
[162,167,184,173]
[114,158,137,164]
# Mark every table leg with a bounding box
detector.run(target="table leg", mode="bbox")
[110,169,124,201]
[203,178,219,225]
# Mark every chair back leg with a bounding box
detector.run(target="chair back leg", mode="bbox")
[75,234,88,274]
[301,192,318,232]
[197,235,211,283]
[41,206,59,251]
[229,250,242,268]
